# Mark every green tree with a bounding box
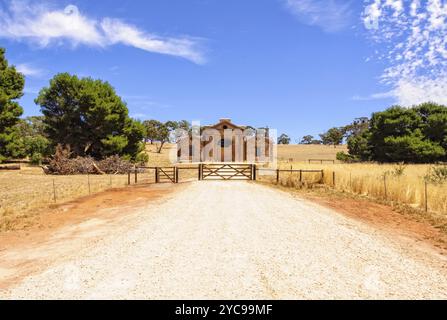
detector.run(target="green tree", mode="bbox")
[347,130,372,161]
[143,119,162,144]
[144,120,191,153]
[177,120,191,132]
[343,117,369,138]
[416,102,447,153]
[369,105,446,163]
[300,135,314,144]
[0,48,25,162]
[344,103,447,163]
[383,129,445,163]
[35,73,144,160]
[278,133,291,145]
[15,116,51,163]
[320,127,344,148]
[155,122,170,153]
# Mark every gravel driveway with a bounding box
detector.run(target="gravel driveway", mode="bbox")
[1,181,447,299]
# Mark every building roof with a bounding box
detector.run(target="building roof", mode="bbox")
[202,118,247,130]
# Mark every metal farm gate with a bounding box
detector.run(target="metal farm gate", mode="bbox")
[199,164,255,181]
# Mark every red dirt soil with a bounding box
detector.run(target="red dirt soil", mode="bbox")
[292,189,447,255]
[0,183,181,288]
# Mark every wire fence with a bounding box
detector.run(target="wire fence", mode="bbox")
[2,164,445,228]
[264,168,447,214]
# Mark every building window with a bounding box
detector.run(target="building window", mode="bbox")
[220,139,231,148]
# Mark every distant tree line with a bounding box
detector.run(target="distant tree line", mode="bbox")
[0,47,190,165]
[285,103,447,164]
[143,119,190,153]
[304,104,446,163]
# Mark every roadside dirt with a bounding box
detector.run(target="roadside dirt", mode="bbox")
[267,183,447,255]
[0,183,181,290]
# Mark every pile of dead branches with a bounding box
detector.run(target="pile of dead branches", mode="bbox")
[42,145,134,175]
[97,155,134,174]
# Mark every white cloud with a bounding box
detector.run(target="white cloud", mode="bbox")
[129,113,150,120]
[394,76,447,106]
[0,1,205,64]
[101,18,205,64]
[284,0,353,32]
[363,0,447,105]
[351,90,396,101]
[15,63,44,77]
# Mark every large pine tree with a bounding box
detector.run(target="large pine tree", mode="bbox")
[35,73,145,159]
[0,48,25,162]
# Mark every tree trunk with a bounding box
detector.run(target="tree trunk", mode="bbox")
[157,141,165,153]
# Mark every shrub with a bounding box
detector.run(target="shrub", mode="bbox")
[385,162,407,177]
[30,153,43,165]
[336,151,354,162]
[425,165,447,184]
[135,152,149,165]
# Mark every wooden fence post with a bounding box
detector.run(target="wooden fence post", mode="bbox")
[128,171,131,185]
[252,165,257,181]
[299,170,303,182]
[175,167,179,183]
[155,167,159,183]
[276,169,280,183]
[383,174,387,200]
[349,172,352,189]
[134,167,138,184]
[52,179,57,203]
[332,171,336,187]
[425,180,428,212]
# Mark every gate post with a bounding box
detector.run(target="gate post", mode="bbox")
[198,164,203,181]
[252,164,257,181]
[155,167,159,183]
[175,167,179,184]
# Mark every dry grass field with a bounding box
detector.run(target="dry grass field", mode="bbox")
[0,166,130,231]
[1,143,446,232]
[274,163,447,215]
[271,145,447,223]
[0,143,185,231]
[277,144,348,162]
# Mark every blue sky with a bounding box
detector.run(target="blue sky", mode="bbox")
[1,0,446,141]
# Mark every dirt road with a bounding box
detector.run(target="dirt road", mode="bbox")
[1,181,446,299]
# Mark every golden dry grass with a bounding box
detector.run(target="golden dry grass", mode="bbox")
[0,166,129,231]
[277,144,348,162]
[145,143,178,167]
[2,143,445,231]
[0,143,188,231]
[272,146,447,216]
